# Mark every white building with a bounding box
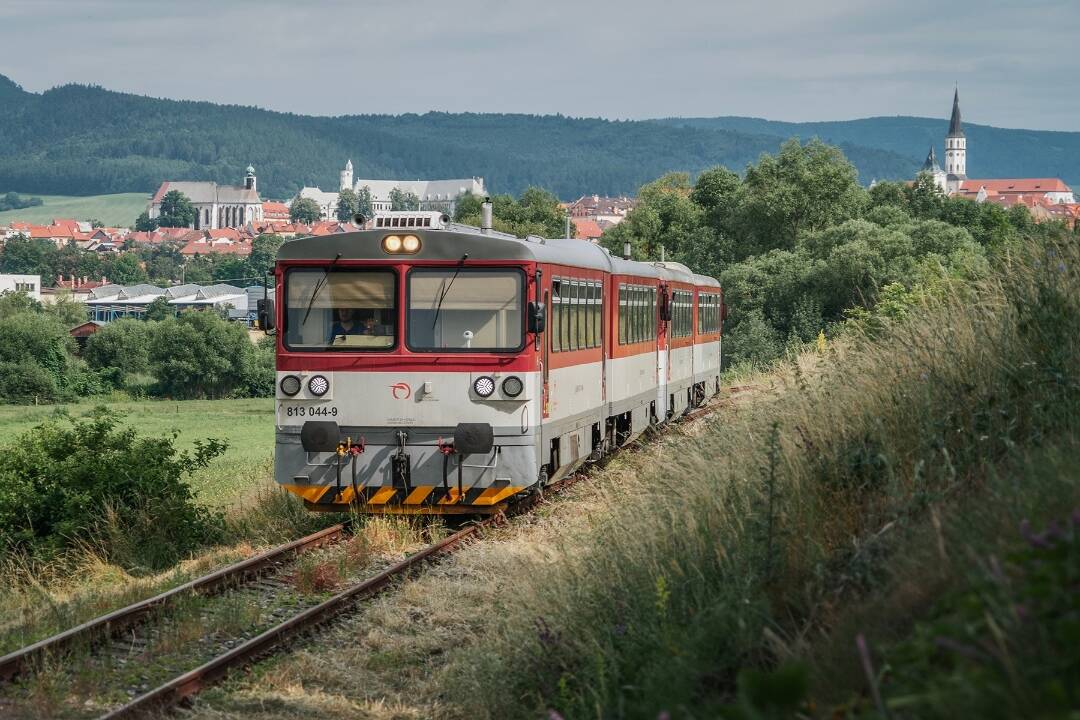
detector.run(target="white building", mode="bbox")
[295,160,486,220]
[0,274,41,300]
[148,166,263,230]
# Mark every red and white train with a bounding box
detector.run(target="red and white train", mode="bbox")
[262,208,723,514]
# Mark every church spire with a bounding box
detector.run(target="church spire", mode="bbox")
[948,87,963,137]
[921,145,940,171]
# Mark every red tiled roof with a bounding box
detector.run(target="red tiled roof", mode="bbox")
[29,225,53,238]
[205,228,242,240]
[262,201,290,218]
[179,240,252,256]
[573,219,604,240]
[957,178,1072,194]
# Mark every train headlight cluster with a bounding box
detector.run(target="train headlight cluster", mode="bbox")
[280,375,301,396]
[308,375,330,396]
[473,375,496,398]
[382,234,421,254]
[501,376,524,398]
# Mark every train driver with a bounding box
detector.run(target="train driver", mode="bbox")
[330,307,377,340]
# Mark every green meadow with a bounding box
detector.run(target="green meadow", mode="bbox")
[0,398,275,506]
[0,192,149,227]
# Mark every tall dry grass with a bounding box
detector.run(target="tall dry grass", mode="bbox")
[443,240,1080,719]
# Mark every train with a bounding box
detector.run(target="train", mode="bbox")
[260,204,723,515]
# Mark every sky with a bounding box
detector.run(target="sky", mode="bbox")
[1,0,1078,131]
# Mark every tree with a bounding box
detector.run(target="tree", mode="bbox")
[0,234,59,276]
[135,211,159,232]
[84,318,153,375]
[737,138,867,255]
[148,311,259,398]
[144,296,173,321]
[290,197,322,223]
[389,187,420,211]
[157,190,196,228]
[905,173,946,219]
[247,234,284,279]
[355,185,373,219]
[336,188,360,222]
[455,188,566,238]
[103,253,148,285]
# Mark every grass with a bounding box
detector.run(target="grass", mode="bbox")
[0,397,273,506]
[0,192,149,227]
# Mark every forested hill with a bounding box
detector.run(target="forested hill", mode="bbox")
[0,74,916,199]
[656,116,1080,187]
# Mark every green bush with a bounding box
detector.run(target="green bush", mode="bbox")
[0,410,226,570]
[0,361,58,402]
[148,311,264,399]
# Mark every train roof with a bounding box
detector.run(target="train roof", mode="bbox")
[278,225,719,288]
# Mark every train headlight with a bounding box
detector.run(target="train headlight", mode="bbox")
[308,375,330,397]
[280,375,301,396]
[401,234,421,253]
[382,234,421,254]
[501,375,524,398]
[382,235,402,253]
[473,375,495,398]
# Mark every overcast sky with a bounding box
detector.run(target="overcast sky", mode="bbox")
[1,0,1077,131]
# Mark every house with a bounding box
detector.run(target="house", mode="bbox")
[0,273,41,300]
[262,201,290,221]
[566,195,637,226]
[69,321,105,349]
[572,219,604,242]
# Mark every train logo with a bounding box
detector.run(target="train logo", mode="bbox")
[390,382,411,400]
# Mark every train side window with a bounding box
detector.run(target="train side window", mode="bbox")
[591,280,600,349]
[552,279,562,353]
[583,280,591,349]
[622,284,630,345]
[570,280,578,349]
[630,286,638,344]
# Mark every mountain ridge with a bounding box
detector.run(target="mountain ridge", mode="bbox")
[0,74,1074,198]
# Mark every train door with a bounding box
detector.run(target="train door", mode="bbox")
[656,283,669,421]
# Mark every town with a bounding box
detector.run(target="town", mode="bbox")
[2,89,1077,336]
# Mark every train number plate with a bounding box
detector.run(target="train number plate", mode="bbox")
[279,404,339,419]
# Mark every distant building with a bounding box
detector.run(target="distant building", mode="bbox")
[0,273,41,300]
[85,282,259,324]
[572,219,604,242]
[566,195,636,226]
[295,160,486,220]
[262,201,290,221]
[917,90,1075,205]
[148,166,263,230]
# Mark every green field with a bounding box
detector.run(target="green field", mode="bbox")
[0,192,149,227]
[0,398,274,506]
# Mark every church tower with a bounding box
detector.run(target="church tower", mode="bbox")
[920,145,947,191]
[244,165,257,192]
[340,159,354,191]
[944,88,966,188]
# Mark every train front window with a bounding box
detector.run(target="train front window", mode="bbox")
[283,269,396,351]
[408,268,524,351]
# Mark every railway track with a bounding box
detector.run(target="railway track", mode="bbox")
[0,397,727,720]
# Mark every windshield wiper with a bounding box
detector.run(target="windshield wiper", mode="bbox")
[431,253,468,329]
[302,253,342,326]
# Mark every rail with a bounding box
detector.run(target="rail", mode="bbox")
[0,523,345,682]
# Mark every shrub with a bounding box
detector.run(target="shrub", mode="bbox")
[83,318,152,376]
[148,311,261,398]
[0,410,226,570]
[0,361,58,402]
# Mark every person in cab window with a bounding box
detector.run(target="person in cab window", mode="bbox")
[330,308,376,341]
